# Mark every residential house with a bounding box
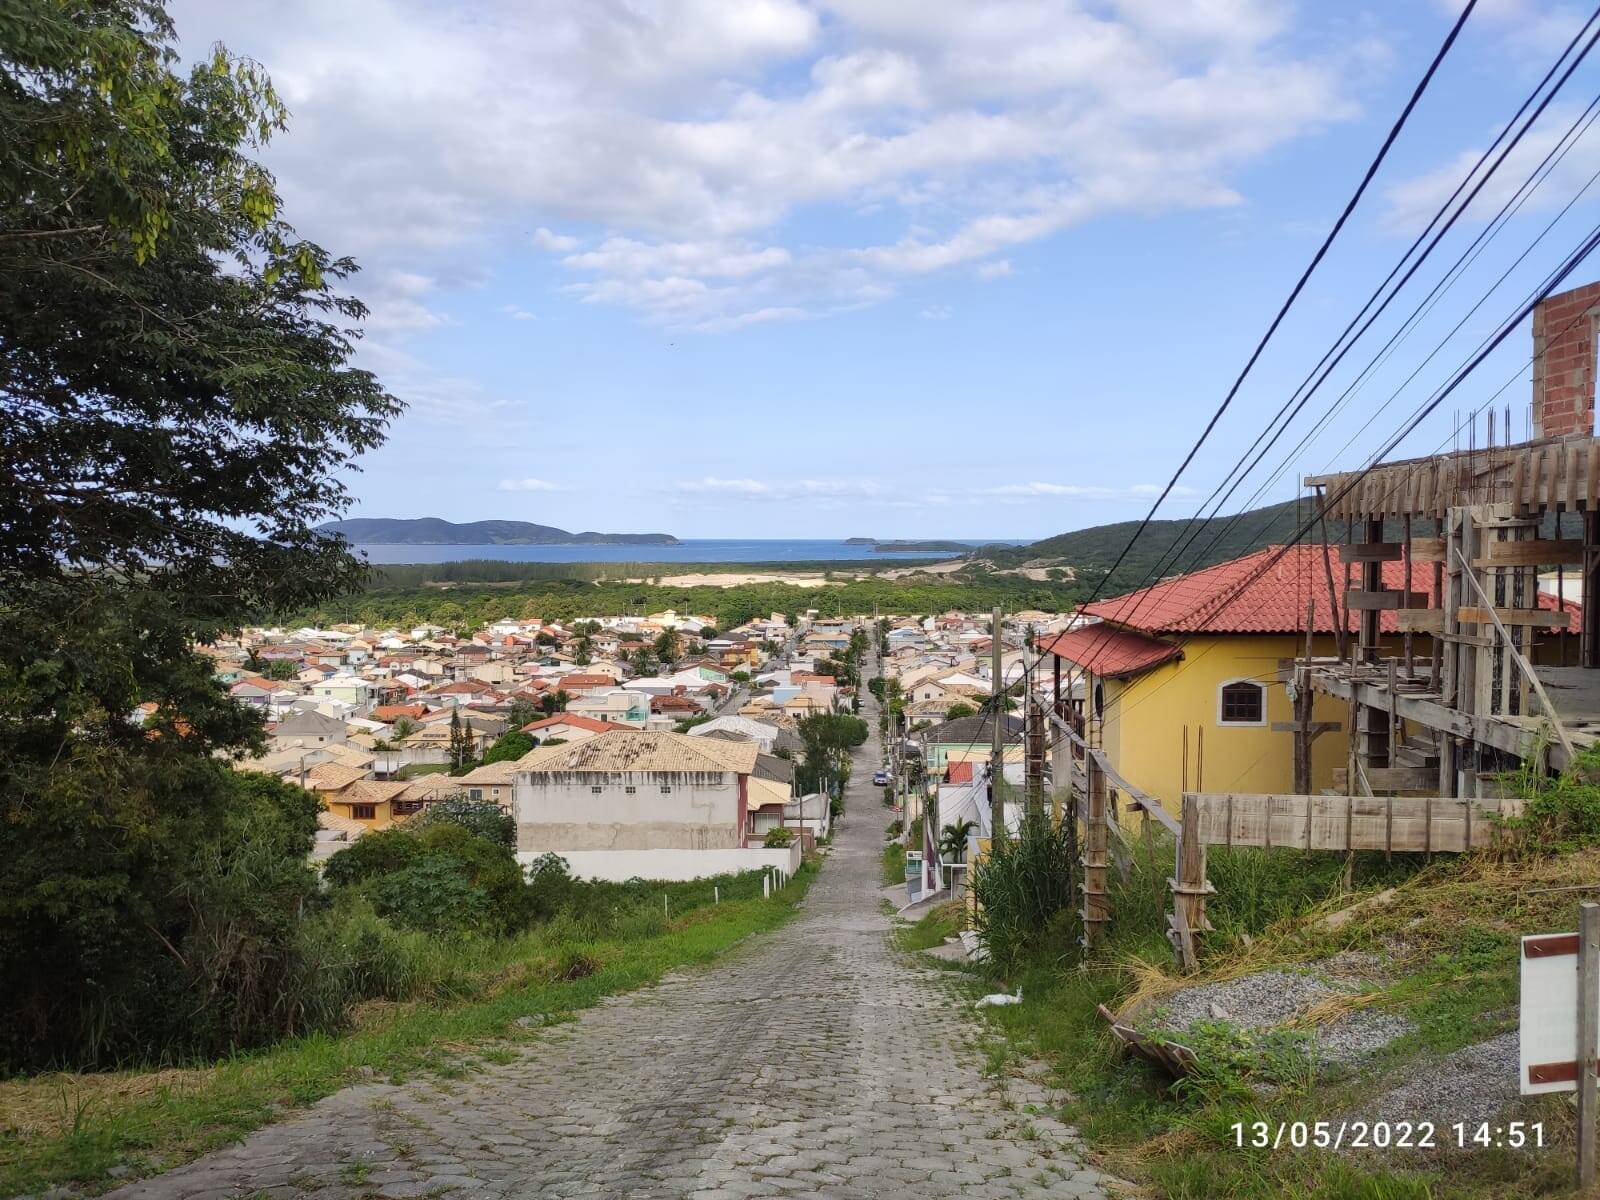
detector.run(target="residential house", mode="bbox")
[567,688,652,728]
[1036,543,1576,820]
[454,759,520,811]
[520,713,631,745]
[512,730,800,880]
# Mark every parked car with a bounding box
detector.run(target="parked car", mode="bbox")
[872,769,891,786]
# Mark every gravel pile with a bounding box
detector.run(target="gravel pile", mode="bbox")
[1147,971,1345,1032]
[1144,968,1412,1068]
[1340,1030,1520,1133]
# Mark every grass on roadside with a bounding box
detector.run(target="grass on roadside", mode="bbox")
[897,901,964,952]
[965,826,1590,1199]
[881,842,906,886]
[0,861,818,1199]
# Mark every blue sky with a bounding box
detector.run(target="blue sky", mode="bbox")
[174,0,1600,540]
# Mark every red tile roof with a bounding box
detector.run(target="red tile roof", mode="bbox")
[945,761,975,784]
[1037,623,1181,678]
[1074,544,1577,637]
[372,704,428,722]
[557,674,617,690]
[520,714,630,734]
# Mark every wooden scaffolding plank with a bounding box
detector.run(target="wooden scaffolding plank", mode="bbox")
[1341,542,1404,562]
[1185,793,1522,854]
[1395,609,1444,633]
[1410,537,1446,562]
[1475,539,1587,567]
[1458,605,1572,628]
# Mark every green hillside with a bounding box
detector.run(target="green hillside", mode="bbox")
[993,498,1329,592]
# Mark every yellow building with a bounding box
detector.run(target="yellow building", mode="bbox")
[1040,545,1418,820]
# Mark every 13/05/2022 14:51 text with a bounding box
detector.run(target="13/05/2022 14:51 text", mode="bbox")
[1230,1121,1546,1150]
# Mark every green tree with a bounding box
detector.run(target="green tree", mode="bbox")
[482,729,534,764]
[944,701,978,721]
[506,698,539,730]
[653,627,681,665]
[0,1,397,1069]
[265,658,299,680]
[447,708,474,774]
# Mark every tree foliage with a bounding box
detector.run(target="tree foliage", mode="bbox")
[0,1,398,1068]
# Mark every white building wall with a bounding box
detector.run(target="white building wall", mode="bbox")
[514,769,743,852]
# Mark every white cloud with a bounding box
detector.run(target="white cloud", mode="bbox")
[976,259,1014,279]
[497,477,564,492]
[920,304,953,320]
[176,0,1354,333]
[532,227,579,252]
[499,304,538,320]
[1383,102,1600,232]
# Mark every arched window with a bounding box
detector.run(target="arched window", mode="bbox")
[1218,679,1266,726]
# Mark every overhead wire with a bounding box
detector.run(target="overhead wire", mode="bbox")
[1083,8,1600,647]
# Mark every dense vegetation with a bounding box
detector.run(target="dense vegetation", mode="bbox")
[289,573,1084,631]
[0,2,396,1069]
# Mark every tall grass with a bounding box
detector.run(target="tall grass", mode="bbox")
[971,812,1077,979]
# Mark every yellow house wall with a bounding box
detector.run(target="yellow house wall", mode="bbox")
[1095,632,1400,823]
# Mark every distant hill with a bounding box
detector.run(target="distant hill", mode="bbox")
[317,518,680,546]
[990,498,1320,591]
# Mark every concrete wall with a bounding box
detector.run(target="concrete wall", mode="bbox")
[516,842,801,882]
[514,769,742,852]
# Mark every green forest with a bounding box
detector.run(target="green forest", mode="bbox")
[289,571,1087,631]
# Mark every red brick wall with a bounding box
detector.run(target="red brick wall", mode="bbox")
[1532,280,1600,438]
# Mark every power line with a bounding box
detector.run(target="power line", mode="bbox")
[1088,9,1600,643]
[1061,0,1479,631]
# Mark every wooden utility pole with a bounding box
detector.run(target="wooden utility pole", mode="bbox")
[1025,697,1046,822]
[990,606,1006,843]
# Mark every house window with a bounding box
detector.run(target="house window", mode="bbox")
[1218,679,1266,726]
[625,785,637,794]
[350,804,376,820]
[591,785,603,794]
[660,785,672,794]
[469,788,482,800]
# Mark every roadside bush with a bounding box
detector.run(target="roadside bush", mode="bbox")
[410,795,515,848]
[326,823,532,937]
[972,812,1077,979]
[763,827,796,847]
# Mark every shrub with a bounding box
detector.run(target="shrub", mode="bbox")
[972,812,1077,979]
[763,827,795,847]
[411,795,516,848]
[325,823,532,938]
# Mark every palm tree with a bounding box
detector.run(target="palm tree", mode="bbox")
[939,819,977,863]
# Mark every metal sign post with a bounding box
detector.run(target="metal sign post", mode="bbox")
[1520,902,1600,1191]
[1581,902,1600,1192]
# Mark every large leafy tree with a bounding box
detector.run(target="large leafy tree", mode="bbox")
[0,2,400,1066]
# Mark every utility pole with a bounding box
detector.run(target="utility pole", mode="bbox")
[990,605,1006,843]
[1025,696,1045,822]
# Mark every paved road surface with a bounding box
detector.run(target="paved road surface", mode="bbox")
[109,662,1113,1199]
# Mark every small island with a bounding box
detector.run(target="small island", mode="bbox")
[870,540,975,553]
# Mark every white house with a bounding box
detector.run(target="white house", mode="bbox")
[512,730,799,881]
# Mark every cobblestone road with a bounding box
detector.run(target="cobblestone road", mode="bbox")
[108,665,1115,1200]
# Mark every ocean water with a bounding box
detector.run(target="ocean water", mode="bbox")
[351,539,1004,565]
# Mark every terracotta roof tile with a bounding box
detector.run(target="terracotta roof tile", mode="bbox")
[1073,543,1578,637]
